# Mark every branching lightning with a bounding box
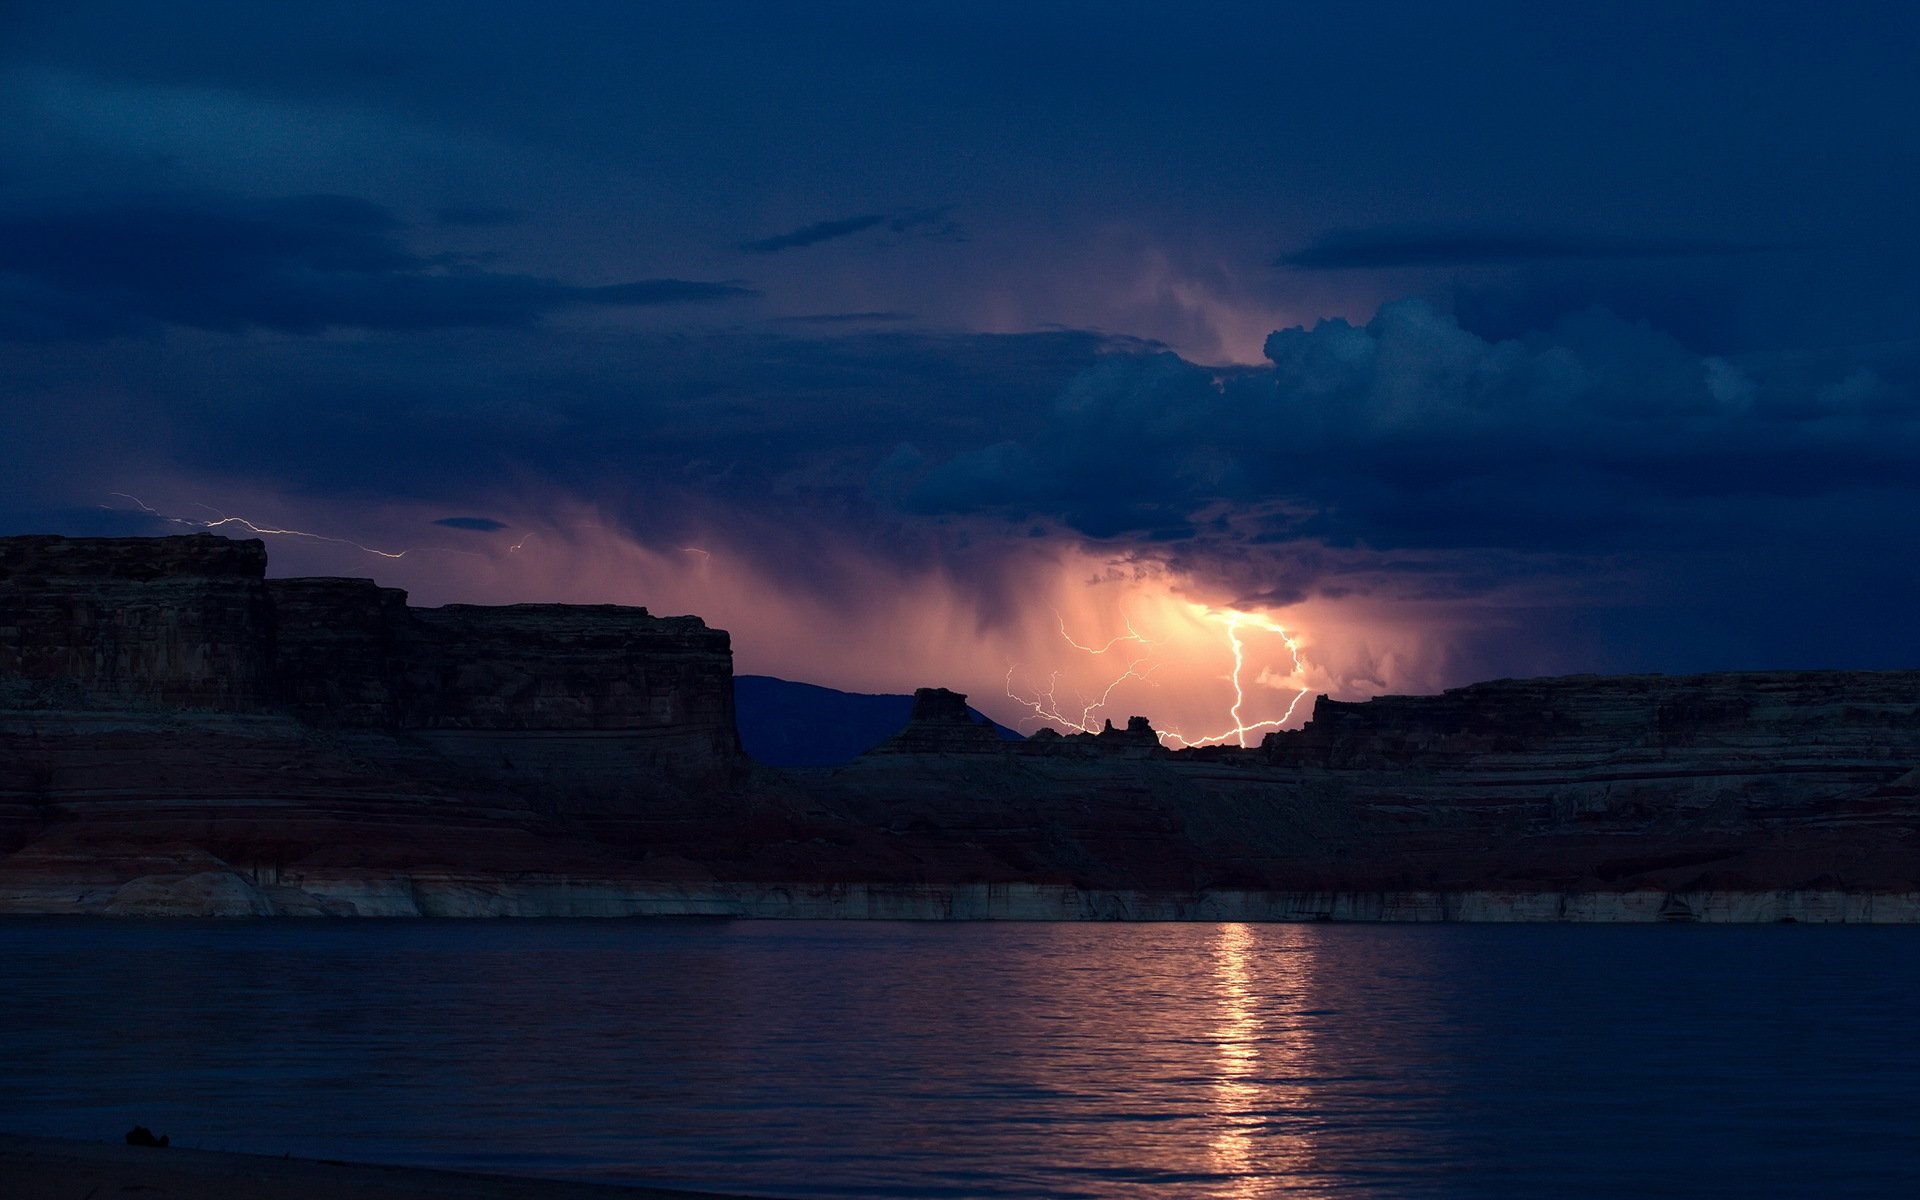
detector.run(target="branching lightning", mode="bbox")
[1157,609,1312,749]
[1000,608,1160,733]
[1006,604,1313,749]
[1003,652,1163,735]
[1055,608,1148,655]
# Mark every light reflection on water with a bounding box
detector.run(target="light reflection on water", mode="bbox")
[1,919,1916,1199]
[1207,923,1266,1194]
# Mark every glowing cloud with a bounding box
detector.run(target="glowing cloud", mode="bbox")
[100,486,1449,736]
[1005,596,1314,746]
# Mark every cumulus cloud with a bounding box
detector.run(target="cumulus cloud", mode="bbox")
[0,194,756,338]
[907,300,1918,541]
[886,299,1920,669]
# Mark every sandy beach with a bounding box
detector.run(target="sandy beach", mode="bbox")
[0,1133,761,1200]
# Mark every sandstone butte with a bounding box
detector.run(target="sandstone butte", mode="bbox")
[1,533,1916,921]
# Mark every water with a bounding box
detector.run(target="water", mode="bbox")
[2,919,1915,1198]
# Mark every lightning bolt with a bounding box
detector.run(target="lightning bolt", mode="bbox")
[1003,653,1163,734]
[189,504,408,559]
[1054,608,1147,654]
[1157,609,1312,749]
[1004,611,1165,734]
[1009,605,1312,749]
[107,494,410,560]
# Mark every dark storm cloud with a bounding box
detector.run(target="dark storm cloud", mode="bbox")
[4,300,1917,673]
[903,300,1920,559]
[738,208,963,255]
[2,1,1916,680]
[1448,271,1749,353]
[0,195,755,338]
[0,321,1118,530]
[1277,227,1760,271]
[0,323,1122,619]
[433,516,508,531]
[858,301,1920,671]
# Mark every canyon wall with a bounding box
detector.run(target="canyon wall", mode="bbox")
[0,535,742,854]
[2,534,1915,918]
[0,534,274,709]
[268,579,741,798]
[1260,672,1920,850]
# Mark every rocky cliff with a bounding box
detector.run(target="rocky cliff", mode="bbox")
[1262,672,1920,863]
[0,534,274,709]
[2,534,1916,919]
[1,535,739,786]
[268,579,740,800]
[0,535,746,907]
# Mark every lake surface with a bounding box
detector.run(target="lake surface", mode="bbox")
[2,919,1915,1199]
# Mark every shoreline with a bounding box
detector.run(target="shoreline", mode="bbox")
[4,877,1919,921]
[0,1132,761,1200]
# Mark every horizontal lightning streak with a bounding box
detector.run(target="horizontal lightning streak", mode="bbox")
[105,493,419,560]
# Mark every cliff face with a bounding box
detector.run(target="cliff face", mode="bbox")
[1262,672,1920,841]
[265,576,411,726]
[0,535,741,819]
[268,580,740,797]
[1271,672,1919,769]
[0,535,274,709]
[2,533,1916,919]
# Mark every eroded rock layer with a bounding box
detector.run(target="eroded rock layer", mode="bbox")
[1,534,1916,918]
[0,534,743,874]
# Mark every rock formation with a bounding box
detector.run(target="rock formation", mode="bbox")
[0,534,275,709]
[2,534,1917,920]
[1,534,740,791]
[0,534,747,912]
[865,687,1008,754]
[271,580,740,801]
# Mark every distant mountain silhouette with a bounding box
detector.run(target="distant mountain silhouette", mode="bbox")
[734,675,1024,767]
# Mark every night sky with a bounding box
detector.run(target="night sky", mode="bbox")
[3,2,1916,740]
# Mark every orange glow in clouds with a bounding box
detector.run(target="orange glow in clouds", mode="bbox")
[1005,602,1312,746]
[104,491,1444,736]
